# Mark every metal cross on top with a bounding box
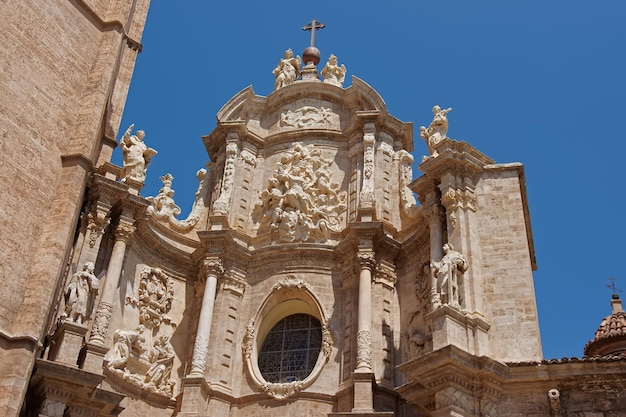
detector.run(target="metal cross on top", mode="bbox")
[302,19,326,47]
[607,276,622,295]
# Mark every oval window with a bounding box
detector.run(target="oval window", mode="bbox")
[258,313,322,383]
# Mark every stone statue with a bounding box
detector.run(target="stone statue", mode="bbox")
[62,262,99,324]
[430,243,467,308]
[321,54,346,87]
[146,174,181,221]
[104,325,146,370]
[273,49,301,90]
[144,335,176,395]
[119,124,157,183]
[420,105,452,157]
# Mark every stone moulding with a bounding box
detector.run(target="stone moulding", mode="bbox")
[243,274,333,400]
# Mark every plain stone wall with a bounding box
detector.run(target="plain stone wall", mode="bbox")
[475,166,543,362]
[0,1,150,415]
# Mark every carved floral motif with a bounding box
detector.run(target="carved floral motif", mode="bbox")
[272,275,313,293]
[359,129,376,206]
[356,329,372,370]
[262,380,304,400]
[252,142,347,242]
[242,319,255,360]
[86,212,110,248]
[90,301,113,343]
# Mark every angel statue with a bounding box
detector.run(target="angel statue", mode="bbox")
[119,124,157,183]
[321,54,347,87]
[273,49,301,90]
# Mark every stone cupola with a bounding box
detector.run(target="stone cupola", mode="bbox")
[584,294,626,357]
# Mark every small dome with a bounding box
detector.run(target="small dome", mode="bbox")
[584,295,626,357]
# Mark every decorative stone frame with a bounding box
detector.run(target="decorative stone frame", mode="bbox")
[243,275,333,400]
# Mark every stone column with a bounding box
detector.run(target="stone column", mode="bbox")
[89,221,135,344]
[356,251,375,372]
[189,259,224,376]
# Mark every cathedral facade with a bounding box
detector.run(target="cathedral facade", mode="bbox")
[2,2,626,417]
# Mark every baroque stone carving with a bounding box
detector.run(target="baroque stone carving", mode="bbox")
[356,329,372,369]
[321,54,346,87]
[272,275,313,293]
[357,251,376,271]
[146,174,181,220]
[191,335,209,373]
[143,335,176,397]
[394,150,419,217]
[375,262,397,288]
[61,262,99,324]
[441,187,477,227]
[431,244,468,308]
[86,212,110,248]
[359,128,376,206]
[414,262,433,312]
[119,124,157,183]
[280,106,333,129]
[213,141,238,214]
[273,49,301,90]
[127,267,174,330]
[104,325,146,370]
[220,274,246,296]
[321,324,334,358]
[262,380,303,400]
[90,301,113,343]
[252,142,347,243]
[242,319,255,360]
[104,326,176,398]
[420,105,451,158]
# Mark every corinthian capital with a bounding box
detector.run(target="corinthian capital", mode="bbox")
[357,251,376,271]
[203,258,225,277]
[114,223,136,243]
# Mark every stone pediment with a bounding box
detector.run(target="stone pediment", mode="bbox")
[207,77,395,155]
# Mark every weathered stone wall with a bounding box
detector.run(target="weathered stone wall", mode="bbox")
[0,1,150,414]
[475,165,542,362]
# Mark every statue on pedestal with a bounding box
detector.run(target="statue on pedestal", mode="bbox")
[273,49,301,90]
[420,105,452,157]
[431,243,468,308]
[62,262,99,324]
[119,124,157,183]
[321,54,346,87]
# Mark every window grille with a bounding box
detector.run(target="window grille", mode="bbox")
[258,313,322,383]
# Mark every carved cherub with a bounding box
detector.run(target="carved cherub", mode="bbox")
[273,49,301,90]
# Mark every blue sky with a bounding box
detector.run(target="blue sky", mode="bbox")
[117,2,626,360]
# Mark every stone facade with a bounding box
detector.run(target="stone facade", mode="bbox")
[0,1,150,416]
[2,4,625,417]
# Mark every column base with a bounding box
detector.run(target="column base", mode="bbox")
[177,375,211,416]
[80,341,109,374]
